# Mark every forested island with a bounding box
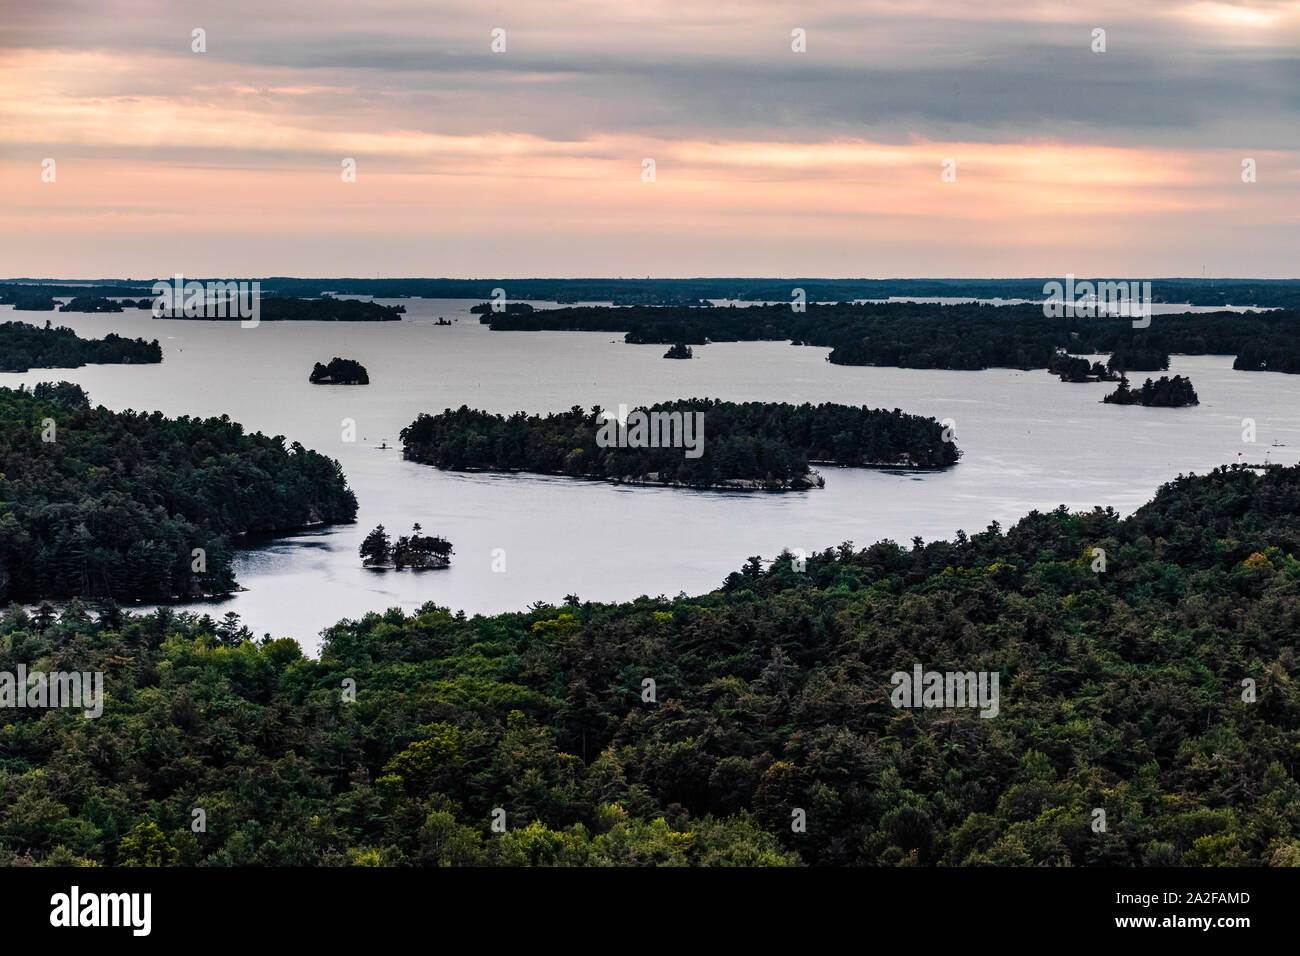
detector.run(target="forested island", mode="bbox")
[0,288,56,310]
[310,357,370,384]
[400,400,959,491]
[360,523,453,568]
[663,343,694,359]
[58,296,125,313]
[480,301,1300,379]
[2,462,1298,866]
[0,320,162,372]
[156,297,405,321]
[0,385,357,603]
[1103,375,1200,407]
[266,297,403,321]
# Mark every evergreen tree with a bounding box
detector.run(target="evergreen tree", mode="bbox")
[359,525,392,565]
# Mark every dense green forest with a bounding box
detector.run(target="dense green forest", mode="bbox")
[310,358,370,384]
[481,302,1300,377]
[0,320,162,372]
[1,463,1298,866]
[1103,376,1200,407]
[0,386,357,603]
[401,400,959,490]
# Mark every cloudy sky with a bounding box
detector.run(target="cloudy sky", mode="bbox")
[1,0,1296,277]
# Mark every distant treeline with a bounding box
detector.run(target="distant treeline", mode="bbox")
[1103,375,1200,407]
[0,288,57,310]
[0,290,152,312]
[58,296,147,313]
[261,297,404,321]
[470,302,534,314]
[0,285,409,321]
[401,400,959,490]
[159,297,404,322]
[2,283,155,299]
[483,302,1300,375]
[0,320,162,372]
[0,385,358,603]
[8,278,1299,307]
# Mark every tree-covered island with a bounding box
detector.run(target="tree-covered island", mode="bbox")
[57,296,125,313]
[310,357,370,384]
[0,320,162,372]
[155,297,404,321]
[359,523,453,568]
[400,400,959,491]
[1103,375,1200,407]
[0,288,57,310]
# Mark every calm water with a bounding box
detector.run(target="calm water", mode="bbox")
[5,298,1298,654]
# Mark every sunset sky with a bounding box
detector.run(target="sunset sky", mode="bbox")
[1,0,1297,278]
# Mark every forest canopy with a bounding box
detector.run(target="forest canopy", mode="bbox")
[1,463,1298,866]
[0,385,358,603]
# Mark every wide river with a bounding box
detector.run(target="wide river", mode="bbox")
[5,297,1298,655]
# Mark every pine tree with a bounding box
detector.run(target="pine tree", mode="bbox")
[359,525,391,566]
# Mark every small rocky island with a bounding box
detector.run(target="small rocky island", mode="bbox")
[359,523,453,569]
[663,343,694,359]
[310,357,369,384]
[1103,375,1199,407]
